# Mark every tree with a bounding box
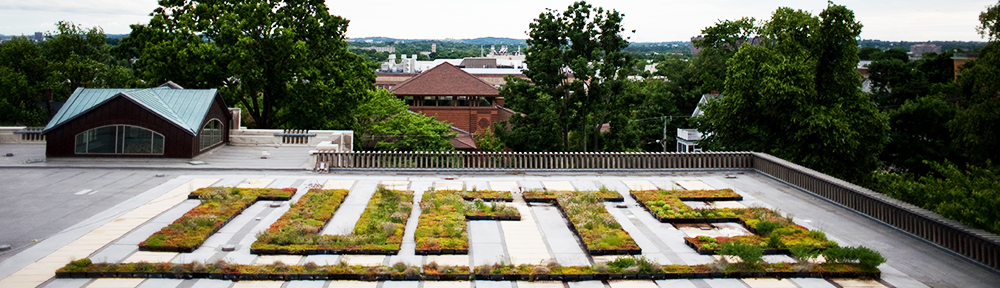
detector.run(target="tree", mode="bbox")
[351,89,455,151]
[695,4,889,184]
[43,22,136,95]
[131,0,374,129]
[0,37,49,125]
[499,1,636,152]
[883,95,957,174]
[691,17,758,93]
[873,161,1000,234]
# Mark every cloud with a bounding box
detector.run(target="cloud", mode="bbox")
[0,0,158,17]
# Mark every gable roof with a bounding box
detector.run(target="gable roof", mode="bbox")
[43,86,220,136]
[390,62,499,96]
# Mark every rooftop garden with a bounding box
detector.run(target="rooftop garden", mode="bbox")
[631,189,840,254]
[415,189,520,255]
[139,187,296,252]
[251,186,413,254]
[56,254,881,281]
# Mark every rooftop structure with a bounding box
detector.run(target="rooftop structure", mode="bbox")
[42,83,231,158]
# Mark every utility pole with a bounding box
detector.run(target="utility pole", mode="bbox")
[662,116,668,152]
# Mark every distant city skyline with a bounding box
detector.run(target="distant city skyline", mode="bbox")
[0,0,995,42]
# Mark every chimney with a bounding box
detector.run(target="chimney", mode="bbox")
[710,90,720,95]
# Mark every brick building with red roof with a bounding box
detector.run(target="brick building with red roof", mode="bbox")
[389,63,516,150]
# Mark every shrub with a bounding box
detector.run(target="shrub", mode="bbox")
[754,221,781,237]
[718,242,764,269]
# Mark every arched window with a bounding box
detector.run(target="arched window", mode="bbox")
[199,119,223,150]
[75,125,164,155]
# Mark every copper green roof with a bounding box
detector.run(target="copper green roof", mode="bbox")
[43,86,220,135]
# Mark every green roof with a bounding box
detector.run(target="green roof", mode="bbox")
[43,86,220,135]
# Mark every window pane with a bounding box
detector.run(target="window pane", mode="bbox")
[87,126,118,154]
[439,96,453,107]
[75,133,87,154]
[422,97,437,106]
[152,134,164,154]
[477,97,492,107]
[200,120,223,151]
[456,96,469,106]
[123,126,154,154]
[404,96,414,106]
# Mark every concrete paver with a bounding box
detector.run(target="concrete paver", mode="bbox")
[434,181,464,191]
[488,181,519,192]
[655,279,697,288]
[231,280,284,288]
[500,202,551,266]
[343,255,386,266]
[741,278,797,288]
[134,278,183,288]
[380,181,410,191]
[285,280,326,288]
[567,280,604,288]
[541,181,574,191]
[327,280,378,288]
[85,278,144,288]
[608,280,659,288]
[830,279,888,288]
[323,180,355,190]
[425,255,469,267]
[424,281,472,288]
[700,278,749,288]
[675,180,713,190]
[788,278,837,288]
[622,180,658,191]
[237,178,274,188]
[516,281,563,288]
[472,280,512,288]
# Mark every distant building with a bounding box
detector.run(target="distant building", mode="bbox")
[359,46,395,53]
[910,43,941,57]
[689,36,703,55]
[676,92,722,152]
[33,32,43,42]
[953,53,978,81]
[389,63,516,150]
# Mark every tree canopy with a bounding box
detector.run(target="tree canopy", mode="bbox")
[126,0,374,129]
[351,89,455,151]
[694,4,889,184]
[498,1,645,152]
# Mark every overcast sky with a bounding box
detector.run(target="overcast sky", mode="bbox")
[0,0,994,42]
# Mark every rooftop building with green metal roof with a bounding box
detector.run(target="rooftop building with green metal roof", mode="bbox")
[41,83,232,158]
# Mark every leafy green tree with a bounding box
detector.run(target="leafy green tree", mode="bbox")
[883,95,957,174]
[691,18,757,93]
[695,4,889,184]
[473,129,505,152]
[499,1,636,152]
[351,89,455,151]
[873,161,1000,234]
[858,47,882,60]
[0,37,49,125]
[43,22,136,95]
[496,76,565,151]
[868,58,929,107]
[131,0,374,129]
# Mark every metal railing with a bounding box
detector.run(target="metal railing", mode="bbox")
[311,150,1000,271]
[751,152,1000,271]
[314,151,754,170]
[274,129,314,144]
[13,127,44,141]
